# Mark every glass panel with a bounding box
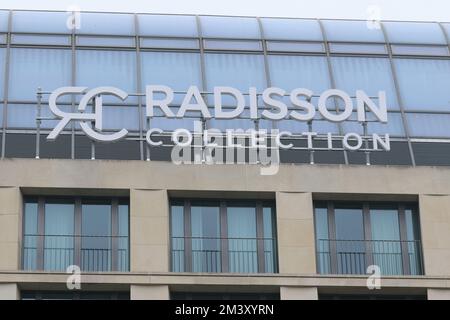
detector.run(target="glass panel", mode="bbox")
[406,113,450,137]
[11,34,71,46]
[81,203,112,271]
[76,36,135,47]
[0,10,8,32]
[191,205,221,272]
[329,43,387,54]
[76,49,137,103]
[394,58,450,111]
[141,51,202,130]
[322,20,385,42]
[7,103,71,129]
[268,55,331,93]
[443,23,450,41]
[0,34,5,44]
[0,48,5,100]
[140,38,199,49]
[118,204,129,272]
[12,11,70,34]
[200,16,260,39]
[23,202,38,270]
[331,56,399,110]
[260,18,322,41]
[8,48,72,102]
[335,207,365,274]
[227,206,257,273]
[405,209,422,275]
[342,112,404,137]
[102,105,140,131]
[370,209,402,275]
[138,14,198,37]
[368,112,404,136]
[314,207,330,274]
[391,45,448,56]
[263,207,276,273]
[384,22,446,44]
[77,13,134,35]
[268,55,338,133]
[171,205,184,272]
[44,203,74,271]
[204,39,262,51]
[205,53,266,129]
[266,41,324,52]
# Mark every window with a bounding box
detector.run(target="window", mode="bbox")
[140,51,202,131]
[322,20,385,43]
[394,58,450,111]
[204,53,267,130]
[21,291,130,300]
[314,201,423,275]
[171,291,279,300]
[8,48,72,102]
[170,200,277,273]
[23,197,129,272]
[319,293,426,300]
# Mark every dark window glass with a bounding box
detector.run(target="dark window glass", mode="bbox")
[21,291,130,300]
[171,292,280,300]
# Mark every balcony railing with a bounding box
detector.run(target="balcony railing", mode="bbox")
[23,234,129,272]
[316,239,424,275]
[171,236,277,273]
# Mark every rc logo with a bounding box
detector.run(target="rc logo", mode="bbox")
[47,86,129,142]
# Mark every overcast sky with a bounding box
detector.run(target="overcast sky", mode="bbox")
[0,0,449,22]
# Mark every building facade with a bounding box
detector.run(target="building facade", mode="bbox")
[0,9,450,300]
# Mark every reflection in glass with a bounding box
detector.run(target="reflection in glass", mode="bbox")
[394,58,450,111]
[44,203,74,271]
[23,202,38,270]
[227,207,257,273]
[171,205,184,272]
[314,207,330,274]
[335,207,365,274]
[191,205,221,272]
[81,203,111,272]
[370,209,402,275]
[8,48,71,102]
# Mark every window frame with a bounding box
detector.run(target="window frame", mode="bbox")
[169,199,278,274]
[313,200,423,275]
[22,196,130,272]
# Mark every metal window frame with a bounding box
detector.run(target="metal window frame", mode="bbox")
[314,200,423,276]
[21,196,130,272]
[169,199,277,274]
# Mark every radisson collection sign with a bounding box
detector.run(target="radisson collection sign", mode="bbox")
[47,85,391,153]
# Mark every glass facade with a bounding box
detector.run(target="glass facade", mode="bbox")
[0,11,448,165]
[170,199,278,273]
[314,201,423,276]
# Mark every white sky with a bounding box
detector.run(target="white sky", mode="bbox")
[0,0,449,22]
